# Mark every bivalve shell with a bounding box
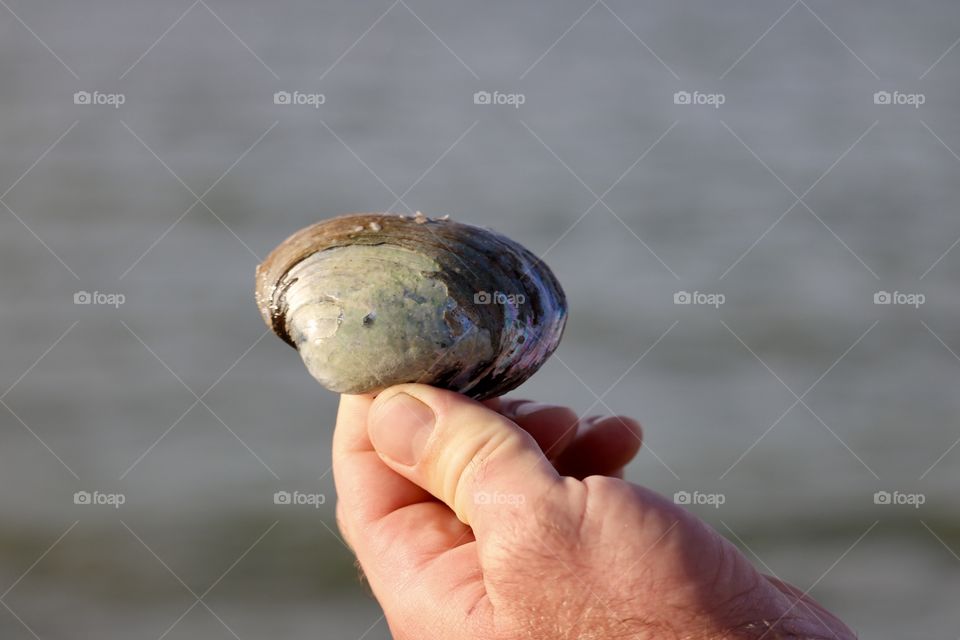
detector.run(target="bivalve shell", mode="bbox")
[255,213,566,399]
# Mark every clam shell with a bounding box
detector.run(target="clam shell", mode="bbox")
[255,213,566,399]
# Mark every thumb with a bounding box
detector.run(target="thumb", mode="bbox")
[367,383,562,535]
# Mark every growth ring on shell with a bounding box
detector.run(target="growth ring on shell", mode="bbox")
[255,213,566,400]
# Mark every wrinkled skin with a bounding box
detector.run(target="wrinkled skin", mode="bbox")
[333,384,856,640]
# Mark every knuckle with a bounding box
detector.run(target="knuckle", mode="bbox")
[445,426,517,515]
[480,476,582,568]
[582,474,635,505]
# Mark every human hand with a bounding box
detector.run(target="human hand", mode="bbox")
[333,384,856,639]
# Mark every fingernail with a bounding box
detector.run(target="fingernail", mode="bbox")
[514,402,553,418]
[369,392,436,466]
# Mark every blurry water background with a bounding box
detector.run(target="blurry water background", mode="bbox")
[1,1,959,637]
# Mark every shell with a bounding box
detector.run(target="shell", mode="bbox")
[255,213,566,399]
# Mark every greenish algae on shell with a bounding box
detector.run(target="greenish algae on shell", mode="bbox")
[255,213,566,400]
